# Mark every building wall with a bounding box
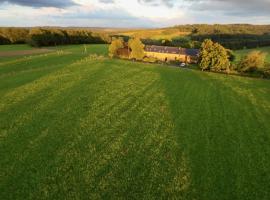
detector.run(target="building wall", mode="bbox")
[144,51,192,63]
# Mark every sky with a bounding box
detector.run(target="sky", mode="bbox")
[0,0,269,27]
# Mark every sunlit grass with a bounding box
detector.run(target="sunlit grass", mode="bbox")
[0,44,270,199]
[0,44,34,52]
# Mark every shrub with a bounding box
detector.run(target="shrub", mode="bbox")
[262,63,270,78]
[226,49,236,62]
[238,51,266,73]
[143,57,157,63]
[0,35,10,44]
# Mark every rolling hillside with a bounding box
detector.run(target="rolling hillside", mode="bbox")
[0,44,270,199]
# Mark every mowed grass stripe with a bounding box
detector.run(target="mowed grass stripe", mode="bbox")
[0,44,270,199]
[1,56,191,199]
[158,67,270,199]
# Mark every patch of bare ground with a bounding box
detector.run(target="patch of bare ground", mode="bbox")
[0,49,54,57]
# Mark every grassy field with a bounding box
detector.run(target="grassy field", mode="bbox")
[235,46,270,62]
[0,44,34,52]
[0,44,270,199]
[117,28,189,40]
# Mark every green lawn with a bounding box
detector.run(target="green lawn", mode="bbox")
[0,44,34,52]
[235,46,270,62]
[1,44,270,199]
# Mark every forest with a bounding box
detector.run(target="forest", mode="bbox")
[175,24,270,49]
[0,27,111,46]
[1,24,270,50]
[120,24,270,50]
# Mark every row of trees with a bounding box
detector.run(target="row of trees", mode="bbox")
[0,28,111,46]
[199,39,270,78]
[174,24,270,36]
[191,34,270,50]
[0,28,29,44]
[109,37,144,60]
[172,24,270,50]
[142,37,201,49]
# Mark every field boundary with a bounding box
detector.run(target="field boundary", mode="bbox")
[0,49,54,57]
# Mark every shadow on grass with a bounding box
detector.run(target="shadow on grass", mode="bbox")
[157,66,270,200]
[0,59,195,199]
[0,53,89,95]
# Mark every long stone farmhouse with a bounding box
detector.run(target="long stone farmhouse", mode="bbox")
[144,45,200,63]
[117,44,200,64]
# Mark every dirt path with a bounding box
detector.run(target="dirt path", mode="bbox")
[0,49,54,57]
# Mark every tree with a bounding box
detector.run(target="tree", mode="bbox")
[108,37,124,58]
[128,38,145,60]
[199,39,231,72]
[238,51,266,73]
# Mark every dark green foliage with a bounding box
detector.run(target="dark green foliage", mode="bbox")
[172,24,270,50]
[263,63,270,78]
[227,49,236,62]
[0,35,10,45]
[142,37,201,49]
[174,24,270,36]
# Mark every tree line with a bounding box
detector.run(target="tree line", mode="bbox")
[0,28,111,47]
[199,39,270,78]
[116,24,270,50]
[174,24,270,50]
[173,24,270,35]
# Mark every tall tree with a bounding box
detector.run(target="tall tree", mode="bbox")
[108,37,124,58]
[128,38,145,61]
[199,39,231,72]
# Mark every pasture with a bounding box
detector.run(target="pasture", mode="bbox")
[117,28,189,40]
[0,44,270,199]
[0,44,34,51]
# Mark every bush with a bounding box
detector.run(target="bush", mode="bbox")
[143,57,157,63]
[227,49,236,62]
[262,63,270,78]
[238,51,266,73]
[0,35,10,44]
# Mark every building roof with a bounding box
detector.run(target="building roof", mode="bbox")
[144,45,199,56]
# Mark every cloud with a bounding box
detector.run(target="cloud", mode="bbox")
[138,0,175,8]
[56,6,155,27]
[0,0,269,27]
[99,0,114,3]
[184,0,270,16]
[0,0,77,8]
